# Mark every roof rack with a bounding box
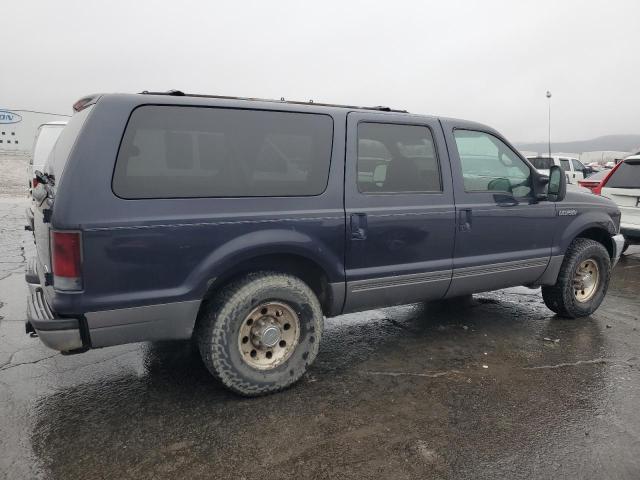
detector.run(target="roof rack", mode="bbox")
[139,90,408,113]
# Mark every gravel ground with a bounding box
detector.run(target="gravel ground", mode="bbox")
[0,153,29,198]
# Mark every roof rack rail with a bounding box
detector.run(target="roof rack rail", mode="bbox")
[138,90,408,113]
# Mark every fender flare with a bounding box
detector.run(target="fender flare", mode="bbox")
[185,228,345,297]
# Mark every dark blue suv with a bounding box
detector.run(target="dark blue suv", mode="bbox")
[26,92,624,395]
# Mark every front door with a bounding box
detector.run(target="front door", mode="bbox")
[343,113,456,312]
[441,122,556,297]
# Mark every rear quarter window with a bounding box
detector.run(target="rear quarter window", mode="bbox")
[112,106,334,198]
[606,160,640,188]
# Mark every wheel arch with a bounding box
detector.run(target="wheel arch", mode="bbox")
[189,229,346,318]
[575,226,614,259]
[557,213,616,260]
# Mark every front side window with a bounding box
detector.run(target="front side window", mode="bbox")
[113,106,333,198]
[453,130,532,197]
[357,122,441,193]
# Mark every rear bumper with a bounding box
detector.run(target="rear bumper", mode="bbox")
[612,234,625,267]
[25,261,84,353]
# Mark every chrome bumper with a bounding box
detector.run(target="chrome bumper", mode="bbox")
[611,234,625,268]
[25,260,84,353]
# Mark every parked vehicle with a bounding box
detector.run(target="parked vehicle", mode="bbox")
[578,169,610,194]
[526,155,589,184]
[25,121,67,230]
[25,92,624,395]
[587,162,603,172]
[600,155,640,253]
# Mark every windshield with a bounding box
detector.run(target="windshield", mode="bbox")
[32,126,65,168]
[584,169,608,181]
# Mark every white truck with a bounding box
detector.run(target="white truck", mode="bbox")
[25,121,67,230]
[527,155,589,184]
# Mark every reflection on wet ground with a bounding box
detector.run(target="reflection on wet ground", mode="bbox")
[1,197,639,479]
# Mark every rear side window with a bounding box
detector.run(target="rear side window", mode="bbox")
[606,160,640,188]
[113,106,333,198]
[560,159,571,171]
[357,122,441,193]
[529,157,553,170]
[45,107,93,179]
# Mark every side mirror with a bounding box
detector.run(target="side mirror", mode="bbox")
[548,165,566,202]
[373,164,387,186]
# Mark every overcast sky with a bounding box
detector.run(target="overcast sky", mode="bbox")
[2,0,638,142]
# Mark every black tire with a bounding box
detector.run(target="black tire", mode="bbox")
[541,238,611,318]
[196,272,323,396]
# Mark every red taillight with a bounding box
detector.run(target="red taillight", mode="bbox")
[32,177,39,188]
[51,231,82,290]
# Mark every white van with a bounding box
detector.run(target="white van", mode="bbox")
[601,154,640,252]
[25,121,67,229]
[527,155,588,184]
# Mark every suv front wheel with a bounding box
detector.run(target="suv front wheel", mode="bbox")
[541,238,611,318]
[196,272,324,396]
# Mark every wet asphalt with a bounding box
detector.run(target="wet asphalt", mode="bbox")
[1,196,639,480]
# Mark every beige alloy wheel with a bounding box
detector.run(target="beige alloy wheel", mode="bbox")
[238,301,301,370]
[573,259,600,303]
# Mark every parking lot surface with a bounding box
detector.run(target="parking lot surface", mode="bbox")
[1,156,639,479]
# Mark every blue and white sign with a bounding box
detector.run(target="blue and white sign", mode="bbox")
[0,110,22,124]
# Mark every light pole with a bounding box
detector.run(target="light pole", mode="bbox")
[546,91,552,159]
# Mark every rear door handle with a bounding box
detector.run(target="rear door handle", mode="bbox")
[350,213,368,240]
[458,209,472,232]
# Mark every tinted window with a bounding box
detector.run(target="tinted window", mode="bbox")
[560,159,571,171]
[572,159,584,171]
[357,123,441,193]
[529,157,554,170]
[113,106,333,198]
[45,108,92,179]
[606,160,640,188]
[453,130,532,197]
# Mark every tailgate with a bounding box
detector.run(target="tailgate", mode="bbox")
[601,187,640,228]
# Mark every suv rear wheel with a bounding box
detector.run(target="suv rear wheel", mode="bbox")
[196,272,323,396]
[541,238,611,318]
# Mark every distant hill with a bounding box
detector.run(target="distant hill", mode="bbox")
[516,135,640,154]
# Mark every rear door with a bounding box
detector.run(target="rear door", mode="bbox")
[601,158,640,236]
[343,112,456,311]
[441,122,555,296]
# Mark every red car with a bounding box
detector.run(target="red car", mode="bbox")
[578,163,623,194]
